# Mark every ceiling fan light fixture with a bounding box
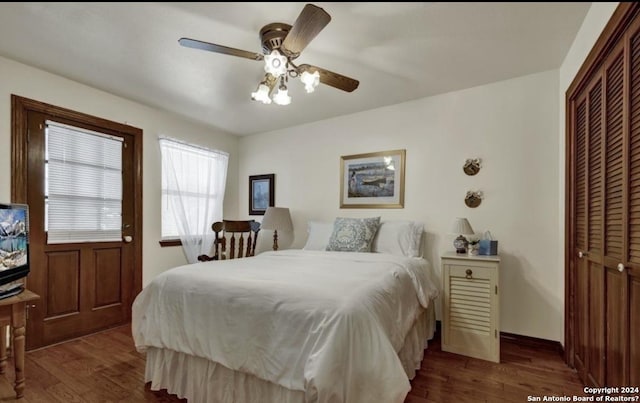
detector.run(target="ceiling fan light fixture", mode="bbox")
[251,83,272,104]
[179,4,360,106]
[300,70,320,93]
[264,49,288,78]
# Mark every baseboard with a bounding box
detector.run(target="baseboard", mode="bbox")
[499,332,564,355]
[435,321,564,356]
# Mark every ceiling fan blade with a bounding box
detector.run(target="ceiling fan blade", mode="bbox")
[281,4,331,58]
[179,38,264,61]
[299,64,359,93]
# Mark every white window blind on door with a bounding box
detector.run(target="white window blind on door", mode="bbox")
[45,121,123,244]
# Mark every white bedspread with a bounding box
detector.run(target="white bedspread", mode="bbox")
[132,250,438,403]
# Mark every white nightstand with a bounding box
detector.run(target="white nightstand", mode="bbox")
[440,252,500,363]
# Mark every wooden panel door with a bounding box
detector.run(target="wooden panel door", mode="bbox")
[26,111,134,348]
[19,106,142,350]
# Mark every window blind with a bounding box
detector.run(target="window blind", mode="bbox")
[45,121,123,244]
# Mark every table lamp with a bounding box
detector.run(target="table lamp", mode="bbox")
[261,207,293,251]
[451,217,474,254]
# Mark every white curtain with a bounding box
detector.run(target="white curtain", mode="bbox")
[159,138,229,263]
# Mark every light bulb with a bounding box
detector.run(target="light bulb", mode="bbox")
[273,86,291,106]
[264,50,288,78]
[251,84,272,104]
[300,70,320,93]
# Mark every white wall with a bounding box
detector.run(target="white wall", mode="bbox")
[0,55,240,285]
[239,69,562,341]
[557,2,618,342]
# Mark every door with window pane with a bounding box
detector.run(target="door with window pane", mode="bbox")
[25,110,139,349]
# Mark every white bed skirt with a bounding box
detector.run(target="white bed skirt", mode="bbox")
[145,303,436,403]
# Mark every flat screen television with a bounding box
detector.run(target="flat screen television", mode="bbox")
[0,203,29,291]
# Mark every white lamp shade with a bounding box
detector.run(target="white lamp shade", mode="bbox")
[251,84,272,104]
[261,207,293,232]
[273,87,291,105]
[300,70,320,93]
[451,217,474,235]
[264,50,288,78]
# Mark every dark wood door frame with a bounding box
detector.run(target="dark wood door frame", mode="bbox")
[565,2,639,370]
[10,95,143,321]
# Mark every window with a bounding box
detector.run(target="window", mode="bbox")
[45,121,123,244]
[159,138,229,240]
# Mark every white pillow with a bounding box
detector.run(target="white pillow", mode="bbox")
[371,220,424,257]
[302,221,334,250]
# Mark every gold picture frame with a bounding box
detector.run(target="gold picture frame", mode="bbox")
[340,149,406,209]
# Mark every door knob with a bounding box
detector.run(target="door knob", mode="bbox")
[617,263,625,273]
[123,235,133,243]
[578,251,585,258]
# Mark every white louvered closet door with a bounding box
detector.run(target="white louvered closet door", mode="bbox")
[441,253,500,363]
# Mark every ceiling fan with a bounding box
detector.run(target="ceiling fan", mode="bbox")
[179,4,359,105]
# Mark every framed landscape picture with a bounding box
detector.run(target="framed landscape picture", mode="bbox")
[249,174,275,215]
[340,149,405,209]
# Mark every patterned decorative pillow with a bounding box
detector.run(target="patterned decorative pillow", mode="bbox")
[326,217,381,252]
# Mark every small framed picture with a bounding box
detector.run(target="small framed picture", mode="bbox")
[249,174,275,215]
[340,149,405,209]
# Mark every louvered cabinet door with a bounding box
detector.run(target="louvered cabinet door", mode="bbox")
[625,18,640,387]
[586,71,607,387]
[603,42,628,387]
[567,2,640,388]
[573,93,589,379]
[441,253,500,363]
[569,46,608,390]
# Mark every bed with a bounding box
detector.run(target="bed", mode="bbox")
[132,223,439,403]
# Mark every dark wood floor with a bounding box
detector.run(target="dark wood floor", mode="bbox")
[406,335,584,403]
[0,325,584,402]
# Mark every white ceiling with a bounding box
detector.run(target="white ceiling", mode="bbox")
[0,2,590,136]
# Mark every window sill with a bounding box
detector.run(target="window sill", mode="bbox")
[159,239,182,247]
